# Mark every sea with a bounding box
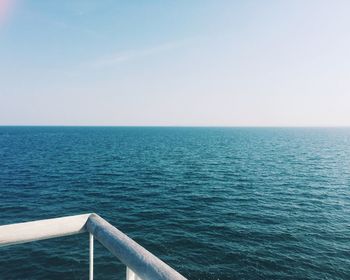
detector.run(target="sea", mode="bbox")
[0,127,350,280]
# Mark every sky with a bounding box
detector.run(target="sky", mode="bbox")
[0,0,349,126]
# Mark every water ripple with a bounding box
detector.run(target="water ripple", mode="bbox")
[0,127,350,279]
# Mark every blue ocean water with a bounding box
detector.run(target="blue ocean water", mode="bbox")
[0,127,350,280]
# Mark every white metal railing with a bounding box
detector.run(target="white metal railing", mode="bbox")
[0,213,187,280]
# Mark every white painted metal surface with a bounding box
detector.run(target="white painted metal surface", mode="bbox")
[86,214,186,280]
[127,267,143,280]
[0,213,187,280]
[0,214,90,247]
[89,233,94,280]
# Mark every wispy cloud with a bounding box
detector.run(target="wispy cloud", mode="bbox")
[90,40,188,68]
[21,8,101,39]
[51,19,99,37]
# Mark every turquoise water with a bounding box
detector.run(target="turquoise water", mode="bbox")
[1,127,350,279]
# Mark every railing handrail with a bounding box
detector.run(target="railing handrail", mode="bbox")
[0,213,187,280]
[0,214,90,247]
[87,213,186,280]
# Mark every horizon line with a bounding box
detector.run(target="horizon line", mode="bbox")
[0,125,349,128]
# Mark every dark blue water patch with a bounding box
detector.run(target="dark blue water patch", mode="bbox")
[0,127,350,279]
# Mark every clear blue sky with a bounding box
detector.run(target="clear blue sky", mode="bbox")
[0,0,349,126]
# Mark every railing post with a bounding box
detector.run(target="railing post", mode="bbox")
[89,233,94,280]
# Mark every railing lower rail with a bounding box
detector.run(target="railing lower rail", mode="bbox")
[0,213,187,280]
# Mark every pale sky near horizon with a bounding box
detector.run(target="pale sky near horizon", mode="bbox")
[0,0,349,126]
